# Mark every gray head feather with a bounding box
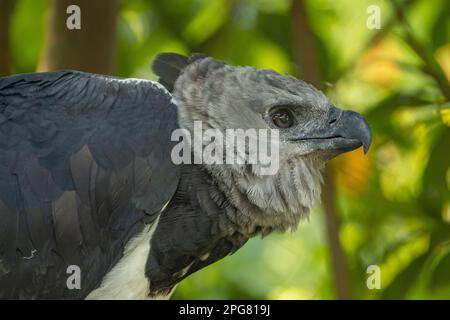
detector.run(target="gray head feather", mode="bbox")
[168,55,370,236]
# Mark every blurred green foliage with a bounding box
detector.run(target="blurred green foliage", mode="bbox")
[7,0,450,299]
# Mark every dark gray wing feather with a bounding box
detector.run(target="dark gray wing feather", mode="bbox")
[0,71,180,299]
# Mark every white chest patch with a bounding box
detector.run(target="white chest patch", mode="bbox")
[86,218,171,300]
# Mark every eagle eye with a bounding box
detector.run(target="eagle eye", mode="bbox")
[270,108,294,128]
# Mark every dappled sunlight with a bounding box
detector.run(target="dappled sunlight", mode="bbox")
[268,287,313,300]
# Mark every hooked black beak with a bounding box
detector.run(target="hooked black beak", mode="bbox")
[291,107,372,154]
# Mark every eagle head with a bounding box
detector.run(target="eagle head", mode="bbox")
[153,53,372,236]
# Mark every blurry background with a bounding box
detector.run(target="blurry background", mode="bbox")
[0,0,449,299]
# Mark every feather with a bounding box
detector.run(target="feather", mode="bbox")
[152,53,206,92]
[0,70,181,299]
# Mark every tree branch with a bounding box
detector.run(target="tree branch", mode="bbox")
[392,0,450,100]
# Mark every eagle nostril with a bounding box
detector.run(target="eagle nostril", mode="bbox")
[328,106,341,126]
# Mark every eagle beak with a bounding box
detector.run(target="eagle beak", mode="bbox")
[330,109,372,154]
[291,107,372,155]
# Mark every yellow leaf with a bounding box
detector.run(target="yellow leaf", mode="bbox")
[334,148,372,195]
[356,38,402,87]
[435,44,450,83]
[440,106,450,127]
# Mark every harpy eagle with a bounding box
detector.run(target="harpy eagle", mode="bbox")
[0,53,371,299]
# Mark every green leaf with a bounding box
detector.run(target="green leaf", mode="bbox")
[419,127,450,217]
[429,243,450,290]
[11,0,49,73]
[381,253,428,299]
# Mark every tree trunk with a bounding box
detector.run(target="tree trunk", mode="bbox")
[38,0,119,74]
[291,0,351,299]
[321,164,351,299]
[291,0,320,86]
[0,0,14,76]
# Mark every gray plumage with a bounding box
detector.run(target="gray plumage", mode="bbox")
[0,53,371,299]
